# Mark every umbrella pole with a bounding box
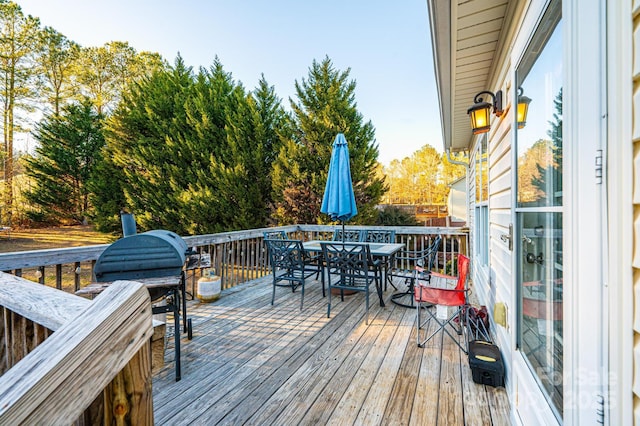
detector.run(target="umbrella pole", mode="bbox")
[342,221,345,242]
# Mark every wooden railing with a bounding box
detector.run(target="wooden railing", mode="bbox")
[0,274,154,424]
[0,225,468,293]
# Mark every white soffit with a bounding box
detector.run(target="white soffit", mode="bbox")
[428,0,511,152]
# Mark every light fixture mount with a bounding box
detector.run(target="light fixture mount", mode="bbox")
[467,89,504,135]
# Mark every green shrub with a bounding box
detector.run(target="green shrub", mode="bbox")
[375,206,420,226]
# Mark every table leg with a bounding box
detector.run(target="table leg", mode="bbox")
[376,269,385,307]
[181,271,188,334]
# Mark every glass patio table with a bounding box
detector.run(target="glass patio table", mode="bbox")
[302,240,404,307]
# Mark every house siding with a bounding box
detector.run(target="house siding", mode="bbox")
[432,0,639,421]
[469,56,515,397]
[632,0,640,420]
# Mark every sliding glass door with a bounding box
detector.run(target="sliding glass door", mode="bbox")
[515,0,563,419]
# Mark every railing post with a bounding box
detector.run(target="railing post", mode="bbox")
[0,278,153,424]
[55,264,62,290]
[74,262,81,292]
[37,266,45,285]
[96,343,153,425]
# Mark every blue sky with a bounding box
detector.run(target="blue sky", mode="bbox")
[19,0,442,165]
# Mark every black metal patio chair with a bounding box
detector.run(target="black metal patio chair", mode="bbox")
[321,242,380,325]
[388,235,442,308]
[332,229,363,242]
[264,238,324,310]
[362,229,396,243]
[362,229,397,290]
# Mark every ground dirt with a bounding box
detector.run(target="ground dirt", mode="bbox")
[0,225,116,253]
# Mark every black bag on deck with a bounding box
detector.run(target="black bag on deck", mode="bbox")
[468,340,505,387]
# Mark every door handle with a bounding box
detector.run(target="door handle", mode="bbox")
[500,224,513,251]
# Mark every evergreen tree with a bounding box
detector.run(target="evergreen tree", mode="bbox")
[176,58,239,234]
[105,55,195,233]
[375,205,420,226]
[24,100,104,224]
[220,76,288,228]
[272,56,385,225]
[104,56,288,235]
[86,144,127,233]
[532,88,563,206]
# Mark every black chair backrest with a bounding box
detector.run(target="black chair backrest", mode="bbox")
[363,229,396,243]
[264,239,305,270]
[332,229,362,242]
[321,242,372,283]
[422,235,442,270]
[263,230,287,240]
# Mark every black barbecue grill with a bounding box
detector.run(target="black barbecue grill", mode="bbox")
[95,230,186,287]
[94,229,193,381]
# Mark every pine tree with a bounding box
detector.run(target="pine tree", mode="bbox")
[77,41,164,115]
[272,56,386,225]
[531,88,563,206]
[0,1,40,225]
[104,56,285,235]
[86,144,127,233]
[105,55,195,233]
[24,100,105,224]
[176,58,238,234]
[220,76,288,229]
[35,27,80,117]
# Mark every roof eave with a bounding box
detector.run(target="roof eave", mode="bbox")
[427,0,514,153]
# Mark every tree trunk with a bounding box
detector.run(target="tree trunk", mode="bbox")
[5,60,14,226]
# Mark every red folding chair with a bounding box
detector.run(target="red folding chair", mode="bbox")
[414,254,470,352]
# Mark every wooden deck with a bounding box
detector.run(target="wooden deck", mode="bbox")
[152,276,511,425]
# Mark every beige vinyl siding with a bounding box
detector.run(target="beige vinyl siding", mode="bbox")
[487,97,514,390]
[468,58,514,392]
[468,144,478,270]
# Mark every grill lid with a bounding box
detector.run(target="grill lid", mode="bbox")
[94,230,187,282]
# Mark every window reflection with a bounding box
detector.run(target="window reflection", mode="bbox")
[516,87,562,207]
[515,0,563,419]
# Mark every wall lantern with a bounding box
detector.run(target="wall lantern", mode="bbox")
[467,90,504,135]
[517,87,531,129]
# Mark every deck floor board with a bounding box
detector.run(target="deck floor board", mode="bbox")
[152,275,511,425]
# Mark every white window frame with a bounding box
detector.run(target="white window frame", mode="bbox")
[474,135,489,268]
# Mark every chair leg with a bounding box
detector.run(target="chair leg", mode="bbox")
[417,306,468,354]
[271,276,276,306]
[181,271,188,334]
[365,289,369,325]
[173,292,181,382]
[327,281,332,318]
[415,300,434,347]
[416,302,421,346]
[300,280,305,310]
[375,270,384,308]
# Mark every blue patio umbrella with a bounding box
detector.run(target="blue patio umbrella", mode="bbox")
[321,133,357,240]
